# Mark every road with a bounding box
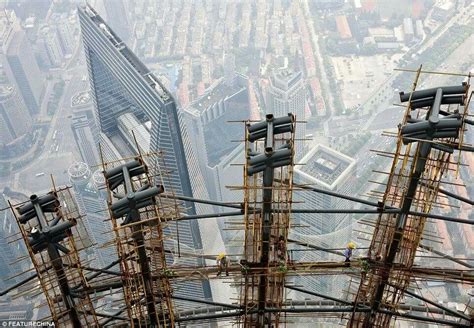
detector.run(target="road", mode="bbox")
[1,63,89,195]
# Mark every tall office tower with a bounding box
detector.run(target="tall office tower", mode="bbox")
[71,113,101,166]
[50,13,75,56]
[267,69,306,159]
[183,74,250,201]
[0,85,32,145]
[2,26,43,115]
[182,73,251,251]
[103,0,131,42]
[292,144,357,293]
[37,25,64,68]
[68,162,115,267]
[0,193,26,290]
[78,5,211,301]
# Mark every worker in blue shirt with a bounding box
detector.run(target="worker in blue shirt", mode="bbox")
[344,242,356,265]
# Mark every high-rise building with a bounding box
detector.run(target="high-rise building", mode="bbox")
[291,144,357,294]
[71,113,101,166]
[293,144,357,236]
[37,25,64,68]
[0,193,27,290]
[68,162,115,268]
[267,69,306,158]
[0,84,32,145]
[183,74,250,201]
[50,13,75,56]
[2,25,43,115]
[78,5,212,301]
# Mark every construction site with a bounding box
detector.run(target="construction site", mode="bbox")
[0,66,473,328]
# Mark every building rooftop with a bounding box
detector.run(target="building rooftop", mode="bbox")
[296,144,356,189]
[191,77,244,113]
[270,69,303,92]
[188,75,249,167]
[335,15,352,39]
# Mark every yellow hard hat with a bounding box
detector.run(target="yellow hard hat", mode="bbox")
[217,253,226,260]
[347,242,356,249]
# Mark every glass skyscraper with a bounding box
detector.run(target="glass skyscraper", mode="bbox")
[2,26,43,115]
[78,5,210,301]
[267,69,306,159]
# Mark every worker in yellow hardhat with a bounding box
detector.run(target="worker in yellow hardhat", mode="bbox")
[344,242,356,264]
[216,253,229,276]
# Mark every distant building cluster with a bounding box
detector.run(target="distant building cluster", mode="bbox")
[35,13,75,68]
[107,0,325,119]
[315,0,458,55]
[0,5,79,152]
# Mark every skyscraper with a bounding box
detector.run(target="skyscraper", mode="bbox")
[0,85,32,145]
[292,144,357,294]
[2,26,43,115]
[50,13,75,56]
[37,25,64,68]
[68,162,115,268]
[78,5,211,300]
[267,69,306,158]
[0,192,27,290]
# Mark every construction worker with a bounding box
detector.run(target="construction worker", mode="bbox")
[344,242,356,265]
[276,235,285,260]
[216,253,229,276]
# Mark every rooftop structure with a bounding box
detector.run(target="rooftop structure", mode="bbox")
[192,76,246,117]
[335,15,352,39]
[296,144,356,189]
[71,113,101,166]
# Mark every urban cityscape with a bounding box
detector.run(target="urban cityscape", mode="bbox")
[0,0,473,327]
